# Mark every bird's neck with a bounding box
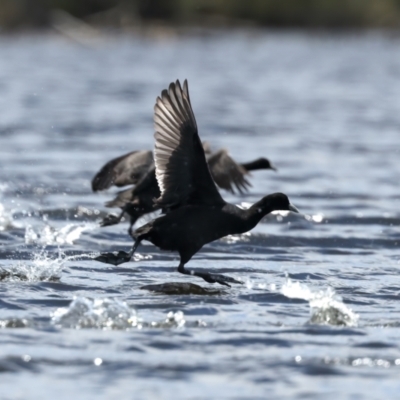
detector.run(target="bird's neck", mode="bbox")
[241,158,267,171]
[243,200,273,229]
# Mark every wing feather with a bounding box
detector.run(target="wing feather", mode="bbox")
[207,149,251,194]
[91,150,154,191]
[153,80,224,210]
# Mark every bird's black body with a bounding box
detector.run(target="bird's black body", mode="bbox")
[100,167,160,234]
[134,194,290,264]
[93,148,276,234]
[95,80,297,286]
[135,204,246,263]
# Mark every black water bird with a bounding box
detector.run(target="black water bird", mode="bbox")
[95,80,298,286]
[92,145,276,234]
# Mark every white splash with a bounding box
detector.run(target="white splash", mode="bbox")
[221,232,251,244]
[74,206,101,218]
[52,297,187,330]
[150,311,186,328]
[281,278,359,327]
[132,253,153,261]
[52,297,139,330]
[0,249,66,282]
[0,203,17,231]
[25,222,97,245]
[305,213,324,223]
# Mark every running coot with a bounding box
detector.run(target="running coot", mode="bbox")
[92,144,276,235]
[95,80,298,286]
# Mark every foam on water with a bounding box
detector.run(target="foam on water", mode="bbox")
[52,297,139,330]
[52,297,189,330]
[281,278,359,327]
[0,249,67,281]
[25,222,97,245]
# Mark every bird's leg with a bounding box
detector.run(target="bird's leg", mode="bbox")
[100,208,126,227]
[128,223,134,238]
[177,263,241,287]
[128,215,140,239]
[95,238,141,266]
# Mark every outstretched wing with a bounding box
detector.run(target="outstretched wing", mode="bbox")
[91,150,154,191]
[207,149,251,194]
[105,187,134,208]
[153,80,224,210]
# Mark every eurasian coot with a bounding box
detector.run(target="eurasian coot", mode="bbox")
[92,145,276,235]
[95,80,298,286]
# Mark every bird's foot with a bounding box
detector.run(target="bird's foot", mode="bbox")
[100,214,122,227]
[192,271,242,287]
[95,251,131,266]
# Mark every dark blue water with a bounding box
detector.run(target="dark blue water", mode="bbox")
[0,30,399,399]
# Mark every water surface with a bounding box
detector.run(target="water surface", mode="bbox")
[0,31,399,399]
